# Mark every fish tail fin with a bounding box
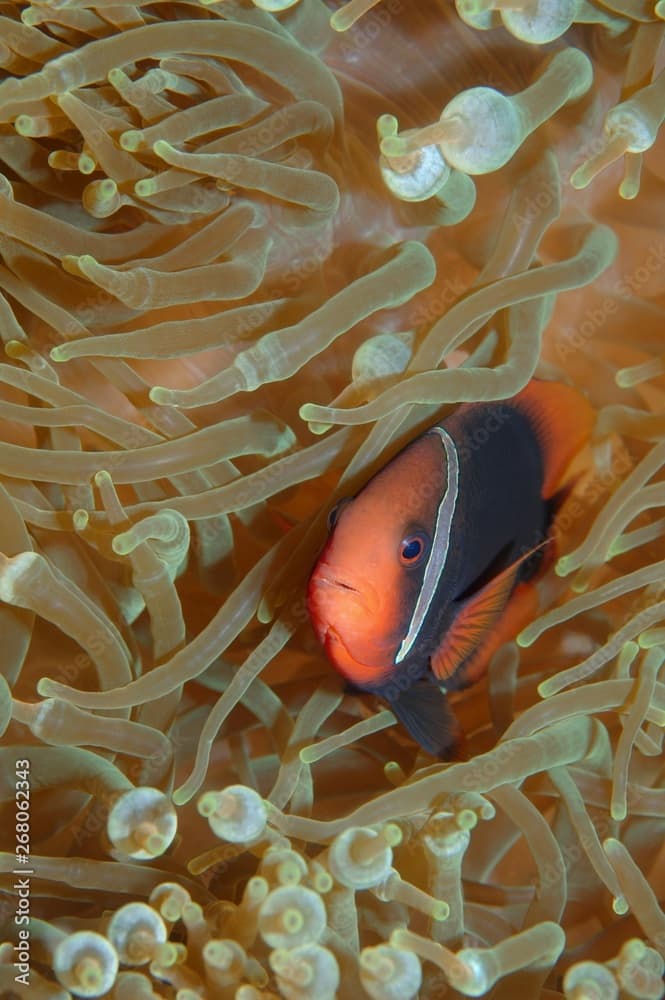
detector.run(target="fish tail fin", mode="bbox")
[512,379,595,498]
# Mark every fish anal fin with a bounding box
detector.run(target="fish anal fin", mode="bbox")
[512,380,595,498]
[431,542,548,684]
[381,680,459,759]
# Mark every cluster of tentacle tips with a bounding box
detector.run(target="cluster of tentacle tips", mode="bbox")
[10,778,665,998]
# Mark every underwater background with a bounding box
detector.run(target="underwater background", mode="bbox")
[0,0,664,997]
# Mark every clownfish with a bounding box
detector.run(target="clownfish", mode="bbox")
[307,379,594,758]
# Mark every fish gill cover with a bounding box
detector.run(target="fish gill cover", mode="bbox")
[0,0,663,998]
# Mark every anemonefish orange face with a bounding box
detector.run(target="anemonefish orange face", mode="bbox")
[307,429,454,687]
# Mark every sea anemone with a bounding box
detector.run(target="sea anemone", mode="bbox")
[0,0,664,998]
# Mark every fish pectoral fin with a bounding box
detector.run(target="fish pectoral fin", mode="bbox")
[380,679,458,759]
[431,540,550,685]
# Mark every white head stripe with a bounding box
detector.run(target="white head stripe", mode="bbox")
[394,427,459,665]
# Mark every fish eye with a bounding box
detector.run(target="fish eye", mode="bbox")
[399,532,429,566]
[327,498,350,531]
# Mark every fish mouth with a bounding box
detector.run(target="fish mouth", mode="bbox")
[308,562,367,606]
[311,572,360,595]
[308,560,379,607]
[308,570,373,622]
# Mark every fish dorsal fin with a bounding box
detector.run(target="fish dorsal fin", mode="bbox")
[381,679,459,758]
[512,380,595,498]
[431,541,549,684]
